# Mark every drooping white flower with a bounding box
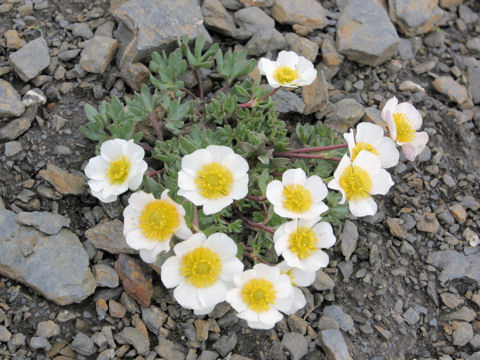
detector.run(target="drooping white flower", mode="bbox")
[277,262,316,315]
[177,145,249,215]
[328,151,394,217]
[344,122,399,169]
[161,233,244,315]
[258,51,317,89]
[123,190,192,263]
[274,217,336,273]
[266,168,328,220]
[225,264,293,330]
[84,139,148,203]
[381,97,429,161]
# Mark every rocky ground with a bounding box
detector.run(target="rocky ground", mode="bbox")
[1,0,480,359]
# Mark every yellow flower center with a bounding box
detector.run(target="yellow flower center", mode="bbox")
[283,270,296,286]
[241,278,276,313]
[106,155,131,184]
[138,200,180,242]
[282,184,313,214]
[393,112,416,143]
[351,142,379,161]
[180,247,222,288]
[273,66,299,85]
[195,163,234,200]
[339,165,372,201]
[288,226,318,259]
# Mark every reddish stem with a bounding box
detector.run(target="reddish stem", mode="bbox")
[284,143,348,153]
[238,87,280,108]
[182,87,197,99]
[138,142,152,151]
[149,114,163,141]
[243,251,270,265]
[194,68,204,100]
[274,152,341,162]
[193,204,199,232]
[145,169,164,177]
[246,195,266,202]
[238,214,274,234]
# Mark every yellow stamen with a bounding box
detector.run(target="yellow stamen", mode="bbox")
[180,247,222,288]
[195,163,234,200]
[282,184,313,213]
[351,142,379,161]
[288,226,318,259]
[273,66,299,85]
[241,278,276,313]
[339,165,372,201]
[138,200,180,241]
[393,112,416,143]
[106,155,131,184]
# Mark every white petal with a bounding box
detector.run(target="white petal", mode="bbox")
[266,180,284,205]
[161,256,183,288]
[178,189,204,206]
[139,247,161,263]
[298,217,321,229]
[344,129,355,155]
[258,58,275,76]
[332,154,351,180]
[277,51,299,68]
[230,176,249,200]
[178,170,196,191]
[84,156,108,180]
[295,56,316,84]
[174,223,193,240]
[385,109,397,140]
[375,137,399,168]
[396,102,422,130]
[381,97,398,122]
[355,122,385,144]
[174,282,203,310]
[219,257,244,282]
[202,197,233,215]
[298,249,329,272]
[353,150,381,174]
[277,287,305,315]
[126,229,158,250]
[102,181,128,198]
[238,309,260,323]
[304,176,328,201]
[123,206,140,235]
[173,233,206,256]
[411,131,429,154]
[90,187,117,203]
[128,191,155,211]
[123,140,145,160]
[100,139,125,162]
[181,149,213,176]
[301,202,329,219]
[265,72,282,88]
[193,306,215,316]
[291,268,316,287]
[370,169,393,195]
[197,282,227,309]
[222,153,249,176]
[282,168,306,186]
[275,274,293,299]
[402,143,417,161]
[313,222,336,248]
[349,197,377,217]
[253,264,280,283]
[233,268,258,288]
[274,232,289,256]
[258,308,283,326]
[204,233,237,259]
[206,145,234,162]
[247,319,275,330]
[128,166,147,190]
[273,205,303,219]
[282,249,302,268]
[225,288,247,312]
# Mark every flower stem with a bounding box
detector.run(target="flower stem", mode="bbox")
[193,204,200,232]
[246,195,266,202]
[194,68,204,100]
[238,214,274,234]
[145,169,163,177]
[243,251,270,265]
[182,87,197,99]
[138,142,152,151]
[282,143,348,153]
[238,87,280,108]
[149,114,163,141]
[273,152,341,162]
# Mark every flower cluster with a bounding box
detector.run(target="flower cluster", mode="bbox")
[82,49,429,330]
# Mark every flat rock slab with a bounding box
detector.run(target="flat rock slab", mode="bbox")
[39,163,87,195]
[320,329,353,360]
[0,208,96,305]
[80,36,118,74]
[0,105,37,141]
[389,0,445,36]
[113,0,210,65]
[9,37,50,82]
[428,250,480,284]
[467,66,480,104]
[85,219,136,254]
[17,211,70,235]
[202,0,237,37]
[0,79,24,118]
[337,0,400,66]
[271,0,328,32]
[432,76,473,109]
[115,254,153,307]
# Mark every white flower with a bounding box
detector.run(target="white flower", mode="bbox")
[277,262,316,315]
[84,139,148,203]
[123,190,192,263]
[328,151,394,217]
[274,217,336,273]
[266,168,328,219]
[258,51,317,89]
[178,145,249,215]
[344,122,399,169]
[161,232,244,315]
[381,96,429,161]
[226,264,293,330]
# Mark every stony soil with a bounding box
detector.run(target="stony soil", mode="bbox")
[1,0,480,360]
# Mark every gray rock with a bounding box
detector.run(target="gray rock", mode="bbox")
[341,220,357,261]
[432,76,473,109]
[72,23,94,39]
[272,89,305,113]
[424,31,445,48]
[85,219,136,254]
[22,88,47,107]
[95,21,116,38]
[213,334,237,357]
[5,141,22,157]
[0,79,24,118]
[320,329,352,360]
[302,70,329,115]
[120,62,151,91]
[284,33,319,62]
[322,305,355,332]
[281,333,308,360]
[245,29,285,56]
[93,264,119,288]
[142,306,168,335]
[72,333,96,356]
[9,37,50,82]
[444,306,477,322]
[58,49,82,62]
[36,320,60,338]
[113,0,210,66]
[198,351,219,360]
[0,208,96,305]
[0,105,38,141]
[452,322,473,346]
[428,250,480,284]
[271,0,328,31]
[119,327,150,355]
[337,0,400,66]
[156,336,186,360]
[80,36,118,74]
[16,211,70,235]
[459,5,478,24]
[467,66,480,104]
[202,0,237,37]
[0,326,11,342]
[9,333,26,348]
[325,98,364,133]
[440,292,464,309]
[471,334,480,349]
[97,348,115,360]
[397,38,414,60]
[312,269,335,291]
[403,307,420,324]
[220,0,242,10]
[234,7,275,33]
[29,337,51,351]
[388,0,445,36]
[468,353,480,360]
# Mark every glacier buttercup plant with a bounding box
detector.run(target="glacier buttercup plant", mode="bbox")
[123,190,191,263]
[277,261,316,315]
